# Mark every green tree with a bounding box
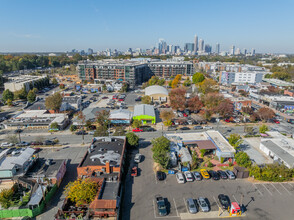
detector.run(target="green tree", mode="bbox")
[52,78,58,85]
[235,151,251,168]
[228,134,243,150]
[126,132,139,147]
[70,125,77,132]
[96,110,110,127]
[14,87,27,100]
[45,92,62,111]
[0,188,14,209]
[113,126,126,136]
[50,122,59,130]
[198,78,218,94]
[94,126,108,137]
[151,136,170,169]
[183,79,191,87]
[132,119,142,128]
[141,95,151,104]
[200,149,207,157]
[192,72,205,84]
[65,179,99,206]
[6,99,13,106]
[191,151,199,169]
[2,89,14,102]
[27,89,36,103]
[259,124,269,134]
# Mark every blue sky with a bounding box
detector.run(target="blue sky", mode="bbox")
[0,0,293,53]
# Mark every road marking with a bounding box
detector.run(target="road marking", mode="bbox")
[154,173,158,184]
[173,198,179,217]
[153,199,156,219]
[213,196,221,209]
[270,183,282,195]
[262,184,273,196]
[252,184,263,196]
[280,183,292,195]
[232,195,239,204]
[288,182,294,188]
[183,198,188,213]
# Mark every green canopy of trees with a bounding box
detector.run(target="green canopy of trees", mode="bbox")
[45,92,62,111]
[259,124,269,134]
[126,132,139,147]
[228,134,243,150]
[192,72,205,84]
[2,89,14,102]
[151,136,170,169]
[235,151,251,168]
[27,89,36,103]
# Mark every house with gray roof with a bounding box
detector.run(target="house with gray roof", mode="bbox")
[133,104,156,124]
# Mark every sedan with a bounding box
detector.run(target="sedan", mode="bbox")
[217,170,228,179]
[200,169,210,179]
[193,126,203,130]
[1,142,14,147]
[180,127,190,130]
[16,141,30,147]
[176,173,185,184]
[156,171,166,181]
[132,128,143,132]
[197,197,210,212]
[209,170,220,180]
[273,119,280,124]
[218,194,231,210]
[193,172,202,181]
[184,171,194,182]
[186,198,198,214]
[226,170,236,179]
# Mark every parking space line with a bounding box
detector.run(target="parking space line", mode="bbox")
[288,182,294,188]
[232,194,239,204]
[173,198,179,217]
[183,198,188,213]
[213,196,221,209]
[253,184,263,196]
[154,173,158,184]
[262,184,273,196]
[271,183,282,195]
[280,183,292,195]
[153,199,156,219]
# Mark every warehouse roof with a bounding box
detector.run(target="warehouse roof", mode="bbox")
[145,85,168,96]
[109,109,132,120]
[133,104,155,117]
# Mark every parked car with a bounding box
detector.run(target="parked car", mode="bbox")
[88,131,95,135]
[75,130,88,135]
[200,169,210,179]
[16,141,30,147]
[186,198,198,214]
[167,126,177,131]
[102,96,109,99]
[197,197,210,212]
[44,140,55,145]
[203,126,213,130]
[180,127,190,130]
[156,196,167,216]
[176,172,185,184]
[184,171,194,182]
[1,142,14,147]
[12,148,22,156]
[132,128,143,132]
[156,171,166,181]
[209,170,220,180]
[226,170,236,179]
[134,153,142,163]
[193,172,202,181]
[33,148,41,153]
[273,119,280,124]
[218,194,231,210]
[135,96,141,101]
[225,119,230,123]
[193,125,203,130]
[217,170,228,179]
[142,127,156,132]
[30,141,43,146]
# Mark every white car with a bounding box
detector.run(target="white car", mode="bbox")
[203,126,213,130]
[1,142,14,147]
[134,153,142,163]
[176,172,185,184]
[184,171,194,182]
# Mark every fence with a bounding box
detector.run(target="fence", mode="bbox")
[0,184,58,218]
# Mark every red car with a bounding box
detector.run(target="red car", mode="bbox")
[132,128,143,132]
[183,113,188,117]
[273,119,280,124]
[225,119,230,123]
[118,98,124,102]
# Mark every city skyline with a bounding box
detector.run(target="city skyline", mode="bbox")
[0,0,294,53]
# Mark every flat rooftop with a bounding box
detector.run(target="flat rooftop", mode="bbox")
[26,158,65,178]
[80,137,126,167]
[100,181,120,200]
[206,130,236,153]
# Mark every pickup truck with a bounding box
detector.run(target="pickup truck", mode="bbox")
[155,196,167,216]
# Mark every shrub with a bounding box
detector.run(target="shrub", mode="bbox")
[207,162,213,168]
[200,149,207,157]
[220,157,224,163]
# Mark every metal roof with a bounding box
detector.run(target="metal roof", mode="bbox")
[133,104,155,117]
[28,185,47,206]
[145,85,168,96]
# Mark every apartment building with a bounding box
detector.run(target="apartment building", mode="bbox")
[220,71,265,85]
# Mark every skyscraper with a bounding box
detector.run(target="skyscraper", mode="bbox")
[251,48,256,55]
[88,48,93,55]
[194,35,198,54]
[243,48,247,55]
[184,43,194,52]
[204,44,212,54]
[198,39,204,52]
[158,39,167,54]
[230,45,235,55]
[216,43,220,54]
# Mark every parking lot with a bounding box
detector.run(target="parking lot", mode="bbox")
[122,140,294,220]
